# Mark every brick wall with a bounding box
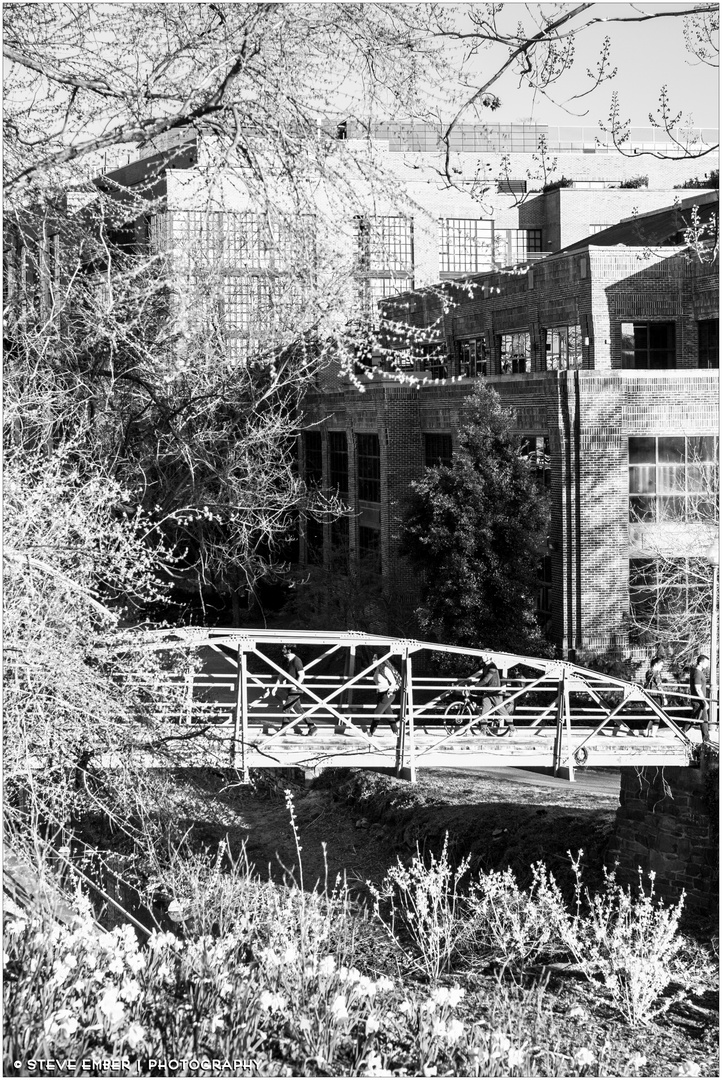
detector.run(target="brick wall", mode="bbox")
[606,759,718,918]
[304,367,718,655]
[518,188,714,251]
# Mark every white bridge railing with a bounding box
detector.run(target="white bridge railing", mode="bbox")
[102,628,714,782]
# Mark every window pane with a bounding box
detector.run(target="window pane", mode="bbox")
[629,559,657,588]
[657,437,685,463]
[629,466,656,494]
[630,495,656,522]
[304,431,323,485]
[658,496,686,521]
[687,436,718,462]
[500,331,531,374]
[629,437,656,464]
[424,433,453,468]
[359,526,381,574]
[329,431,349,495]
[330,516,350,573]
[357,433,381,502]
[657,465,685,492]
[633,324,649,350]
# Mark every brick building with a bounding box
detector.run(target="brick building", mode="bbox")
[301,196,719,658]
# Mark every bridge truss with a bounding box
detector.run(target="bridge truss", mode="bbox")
[105,628,707,783]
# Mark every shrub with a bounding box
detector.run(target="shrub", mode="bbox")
[574,864,686,1027]
[675,168,719,189]
[461,862,574,970]
[541,176,573,193]
[619,175,648,189]
[368,833,470,982]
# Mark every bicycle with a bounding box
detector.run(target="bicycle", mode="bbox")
[442,686,514,737]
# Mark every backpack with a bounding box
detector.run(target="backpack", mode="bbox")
[385,663,402,693]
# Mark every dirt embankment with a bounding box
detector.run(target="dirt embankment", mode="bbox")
[149,765,621,901]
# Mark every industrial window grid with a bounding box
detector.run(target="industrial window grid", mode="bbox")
[376,122,714,154]
[621,321,676,370]
[628,436,719,524]
[456,336,488,378]
[494,228,543,265]
[328,431,349,495]
[357,216,414,272]
[628,557,713,644]
[698,319,719,369]
[588,223,614,235]
[167,210,311,269]
[545,325,583,371]
[424,433,453,469]
[356,433,381,503]
[499,331,532,374]
[439,219,493,274]
[304,431,323,487]
[520,435,551,489]
[363,275,415,327]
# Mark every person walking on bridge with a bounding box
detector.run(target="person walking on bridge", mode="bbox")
[642,656,667,738]
[280,645,318,737]
[686,654,711,743]
[369,653,401,737]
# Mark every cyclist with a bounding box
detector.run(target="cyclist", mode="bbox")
[467,658,514,736]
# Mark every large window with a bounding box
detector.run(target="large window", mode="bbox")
[328,431,349,495]
[629,557,713,645]
[424,433,453,468]
[629,436,718,523]
[698,319,719,369]
[439,219,493,274]
[500,331,532,374]
[304,431,323,486]
[545,325,582,370]
[357,216,414,326]
[621,321,676,369]
[357,433,381,503]
[170,210,314,358]
[457,337,488,378]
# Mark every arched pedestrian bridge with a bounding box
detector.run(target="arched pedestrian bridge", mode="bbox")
[107,628,709,782]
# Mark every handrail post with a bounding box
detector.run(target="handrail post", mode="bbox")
[404,649,416,783]
[395,653,405,777]
[233,646,249,781]
[553,672,564,775]
[563,674,575,782]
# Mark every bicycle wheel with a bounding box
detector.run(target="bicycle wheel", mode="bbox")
[444,700,475,735]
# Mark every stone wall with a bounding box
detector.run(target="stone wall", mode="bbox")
[606,757,719,918]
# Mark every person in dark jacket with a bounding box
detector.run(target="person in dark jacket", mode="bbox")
[279,645,318,736]
[686,654,711,743]
[643,656,667,737]
[468,658,513,736]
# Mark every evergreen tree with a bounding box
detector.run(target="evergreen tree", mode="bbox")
[399,384,551,656]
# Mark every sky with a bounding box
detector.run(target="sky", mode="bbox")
[435,2,719,132]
